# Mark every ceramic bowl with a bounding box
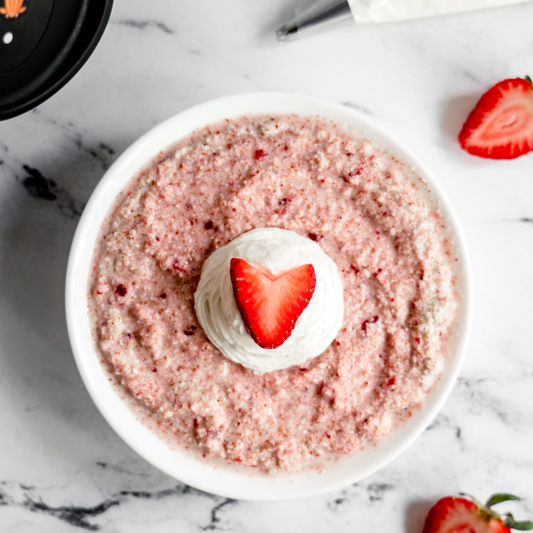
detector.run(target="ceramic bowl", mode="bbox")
[66,92,472,500]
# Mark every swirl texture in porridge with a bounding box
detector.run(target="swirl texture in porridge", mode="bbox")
[90,115,457,472]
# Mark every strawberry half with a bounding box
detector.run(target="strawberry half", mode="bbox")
[423,493,533,533]
[230,258,316,349]
[459,76,533,159]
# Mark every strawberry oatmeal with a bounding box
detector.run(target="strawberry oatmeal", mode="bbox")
[89,115,457,473]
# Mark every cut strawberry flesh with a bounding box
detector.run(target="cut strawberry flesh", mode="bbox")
[424,497,510,533]
[459,78,533,159]
[230,258,316,349]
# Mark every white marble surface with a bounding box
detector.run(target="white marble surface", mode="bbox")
[1,0,533,530]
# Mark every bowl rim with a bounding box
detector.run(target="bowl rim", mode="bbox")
[65,92,472,500]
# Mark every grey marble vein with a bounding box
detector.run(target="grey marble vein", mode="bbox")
[455,377,533,429]
[0,140,15,174]
[341,101,376,117]
[426,413,462,442]
[32,110,117,172]
[21,165,84,220]
[188,48,207,57]
[0,480,226,531]
[200,498,237,531]
[114,19,174,34]
[95,462,151,478]
[325,478,399,513]
[0,112,118,223]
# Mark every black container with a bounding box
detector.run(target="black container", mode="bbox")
[0,0,113,120]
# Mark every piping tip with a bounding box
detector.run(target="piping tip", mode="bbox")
[275,0,352,43]
[276,23,300,42]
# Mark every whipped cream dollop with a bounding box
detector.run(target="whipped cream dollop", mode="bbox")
[194,228,344,372]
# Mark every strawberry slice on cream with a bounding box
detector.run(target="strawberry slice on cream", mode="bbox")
[230,258,316,349]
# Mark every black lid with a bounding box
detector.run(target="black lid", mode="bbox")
[0,0,113,120]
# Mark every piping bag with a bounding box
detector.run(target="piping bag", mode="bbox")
[276,0,531,41]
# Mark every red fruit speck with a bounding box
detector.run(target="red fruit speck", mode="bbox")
[173,261,187,274]
[160,293,167,299]
[386,377,396,387]
[308,232,318,241]
[362,315,379,332]
[254,149,267,160]
[184,326,197,336]
[115,284,127,297]
[204,220,214,230]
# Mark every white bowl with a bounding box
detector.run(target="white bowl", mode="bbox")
[66,92,472,500]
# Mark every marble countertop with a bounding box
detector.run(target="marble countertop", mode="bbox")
[2,0,533,530]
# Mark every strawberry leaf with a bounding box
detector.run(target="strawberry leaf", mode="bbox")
[507,520,533,531]
[486,493,520,508]
[525,75,532,86]
[504,512,533,530]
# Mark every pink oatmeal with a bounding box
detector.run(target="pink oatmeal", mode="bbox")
[90,115,457,473]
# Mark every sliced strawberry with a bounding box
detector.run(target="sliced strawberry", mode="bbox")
[423,494,533,533]
[424,497,508,533]
[459,77,533,159]
[230,258,316,349]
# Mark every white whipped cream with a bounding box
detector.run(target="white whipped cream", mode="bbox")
[348,0,529,24]
[194,228,344,372]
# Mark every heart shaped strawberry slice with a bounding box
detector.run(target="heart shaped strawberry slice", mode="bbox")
[459,76,533,159]
[230,258,316,349]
